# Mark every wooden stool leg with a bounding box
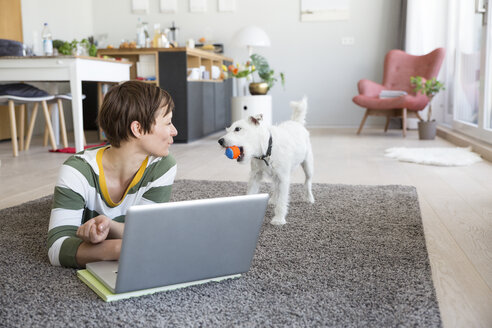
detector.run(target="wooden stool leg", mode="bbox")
[43,105,53,147]
[57,99,69,148]
[8,100,19,157]
[25,103,39,151]
[402,108,407,137]
[384,116,390,133]
[19,104,25,151]
[357,109,369,135]
[41,100,57,151]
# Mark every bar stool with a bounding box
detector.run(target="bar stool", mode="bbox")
[43,94,87,148]
[0,83,57,157]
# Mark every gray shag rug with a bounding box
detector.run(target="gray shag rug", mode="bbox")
[0,180,441,327]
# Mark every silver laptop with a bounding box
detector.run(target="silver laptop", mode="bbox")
[86,193,269,294]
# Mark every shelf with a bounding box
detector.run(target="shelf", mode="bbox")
[97,48,232,85]
[187,79,225,83]
[98,47,232,62]
[137,80,158,84]
[97,50,158,85]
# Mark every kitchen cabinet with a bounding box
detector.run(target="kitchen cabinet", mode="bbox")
[97,47,233,142]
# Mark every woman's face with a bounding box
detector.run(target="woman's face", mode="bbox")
[141,106,178,157]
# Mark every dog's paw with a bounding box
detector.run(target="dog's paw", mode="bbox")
[270,216,286,225]
[304,191,315,203]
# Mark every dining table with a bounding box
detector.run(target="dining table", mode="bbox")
[0,56,131,152]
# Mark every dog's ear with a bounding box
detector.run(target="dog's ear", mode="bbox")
[249,114,263,125]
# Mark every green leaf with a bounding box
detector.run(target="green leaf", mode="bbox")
[53,39,64,50]
[89,44,98,57]
[58,42,73,55]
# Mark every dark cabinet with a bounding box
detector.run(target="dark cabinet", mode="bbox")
[158,50,233,143]
[184,80,233,141]
[202,82,215,135]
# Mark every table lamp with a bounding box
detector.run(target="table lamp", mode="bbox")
[232,26,271,57]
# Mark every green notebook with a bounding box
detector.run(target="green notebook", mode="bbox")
[77,269,241,302]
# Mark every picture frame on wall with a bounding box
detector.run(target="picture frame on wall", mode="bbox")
[300,0,350,22]
[160,0,177,13]
[131,0,149,14]
[189,0,207,13]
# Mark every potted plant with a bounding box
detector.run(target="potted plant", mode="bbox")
[249,53,285,95]
[410,76,445,140]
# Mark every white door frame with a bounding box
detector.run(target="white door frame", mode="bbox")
[453,0,492,143]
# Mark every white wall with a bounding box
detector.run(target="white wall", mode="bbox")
[21,0,402,128]
[21,0,94,54]
[19,0,94,134]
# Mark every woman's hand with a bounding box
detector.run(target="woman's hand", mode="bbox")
[76,215,111,244]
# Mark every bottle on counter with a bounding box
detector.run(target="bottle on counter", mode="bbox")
[152,24,161,48]
[136,18,145,48]
[41,23,53,56]
[159,29,170,48]
[168,21,179,47]
[142,22,151,48]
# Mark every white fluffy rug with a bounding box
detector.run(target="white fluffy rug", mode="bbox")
[385,147,483,166]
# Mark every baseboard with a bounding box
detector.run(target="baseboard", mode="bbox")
[437,125,492,163]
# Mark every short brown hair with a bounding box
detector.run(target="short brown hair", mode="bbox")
[98,81,174,147]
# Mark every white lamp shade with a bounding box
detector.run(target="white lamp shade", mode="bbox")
[233,26,271,47]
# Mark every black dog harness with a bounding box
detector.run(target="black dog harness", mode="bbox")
[254,134,272,166]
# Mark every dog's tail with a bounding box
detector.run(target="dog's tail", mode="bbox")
[290,96,308,125]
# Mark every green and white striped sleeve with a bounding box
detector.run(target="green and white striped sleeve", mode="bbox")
[47,156,92,268]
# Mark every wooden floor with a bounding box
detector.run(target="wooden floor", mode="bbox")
[1,128,491,328]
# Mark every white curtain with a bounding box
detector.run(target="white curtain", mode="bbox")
[405,0,452,127]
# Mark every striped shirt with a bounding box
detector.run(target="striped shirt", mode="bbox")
[47,146,177,268]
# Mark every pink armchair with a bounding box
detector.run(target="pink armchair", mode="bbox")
[352,48,445,136]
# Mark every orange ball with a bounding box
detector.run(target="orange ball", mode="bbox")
[225,146,241,159]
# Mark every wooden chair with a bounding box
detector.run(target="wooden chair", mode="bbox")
[352,48,445,136]
[0,83,57,157]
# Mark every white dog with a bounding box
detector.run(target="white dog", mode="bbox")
[218,96,314,225]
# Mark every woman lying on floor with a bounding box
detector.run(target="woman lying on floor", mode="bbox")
[47,81,178,268]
